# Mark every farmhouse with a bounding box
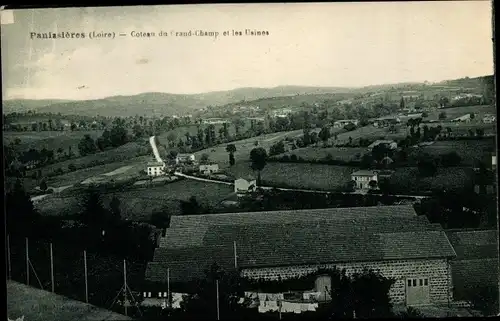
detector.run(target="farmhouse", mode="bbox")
[202,118,230,125]
[482,114,496,124]
[351,170,378,190]
[367,140,398,151]
[234,177,257,195]
[199,163,219,175]
[145,205,456,308]
[372,117,400,127]
[451,114,473,123]
[176,153,196,164]
[333,119,359,128]
[147,162,166,177]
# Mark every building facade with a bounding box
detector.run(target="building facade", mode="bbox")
[241,258,453,306]
[147,162,166,177]
[176,153,196,164]
[333,119,359,128]
[199,164,219,175]
[351,170,378,189]
[234,178,257,195]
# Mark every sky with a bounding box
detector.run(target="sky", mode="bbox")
[1,1,494,100]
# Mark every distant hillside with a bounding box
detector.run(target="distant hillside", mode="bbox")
[2,99,74,114]
[3,86,353,117]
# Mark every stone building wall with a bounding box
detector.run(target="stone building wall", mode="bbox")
[241,258,453,305]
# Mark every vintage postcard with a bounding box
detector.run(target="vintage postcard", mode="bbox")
[3,2,497,320]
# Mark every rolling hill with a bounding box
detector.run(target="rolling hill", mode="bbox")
[3,86,353,117]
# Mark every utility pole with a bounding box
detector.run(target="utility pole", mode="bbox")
[26,237,29,285]
[50,243,54,292]
[167,268,170,307]
[233,241,238,269]
[216,279,220,321]
[7,235,11,280]
[124,260,128,317]
[84,250,88,303]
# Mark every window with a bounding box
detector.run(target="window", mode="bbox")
[424,279,428,286]
[158,292,162,298]
[419,279,423,286]
[143,292,147,297]
[408,280,412,287]
[412,279,416,287]
[148,292,152,298]
[164,292,168,297]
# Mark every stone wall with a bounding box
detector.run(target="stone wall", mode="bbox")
[241,258,453,306]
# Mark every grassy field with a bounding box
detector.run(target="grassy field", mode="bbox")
[7,281,131,321]
[35,179,234,220]
[279,146,367,162]
[225,161,355,191]
[193,129,306,166]
[388,167,475,194]
[417,138,495,166]
[3,130,103,154]
[426,105,495,120]
[28,141,151,177]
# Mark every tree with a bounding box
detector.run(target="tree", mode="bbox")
[249,147,267,185]
[108,196,122,225]
[200,153,210,164]
[5,179,40,235]
[400,97,405,110]
[78,135,97,156]
[440,152,462,167]
[40,179,48,191]
[150,207,171,229]
[476,128,484,138]
[418,157,437,177]
[319,126,331,146]
[79,189,110,228]
[226,144,237,166]
[133,124,144,139]
[269,141,285,156]
[469,113,475,119]
[180,196,204,215]
[368,180,378,190]
[467,285,499,317]
[438,112,447,121]
[421,111,428,118]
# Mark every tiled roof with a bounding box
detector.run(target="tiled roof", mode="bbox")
[169,205,417,228]
[147,207,456,284]
[351,170,377,176]
[446,230,498,260]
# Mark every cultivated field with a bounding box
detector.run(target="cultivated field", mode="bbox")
[28,141,150,177]
[426,105,495,120]
[279,146,367,162]
[388,167,475,194]
[194,129,306,166]
[3,130,103,154]
[416,138,496,166]
[225,161,355,191]
[35,179,234,220]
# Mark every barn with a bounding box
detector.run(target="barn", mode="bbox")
[144,205,456,308]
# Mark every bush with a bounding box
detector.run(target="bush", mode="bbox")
[68,163,77,171]
[290,154,298,161]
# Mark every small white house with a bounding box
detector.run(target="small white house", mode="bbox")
[351,170,378,190]
[367,140,398,151]
[452,114,473,123]
[199,164,219,175]
[147,162,166,177]
[333,119,359,128]
[482,115,496,123]
[234,177,257,195]
[176,153,196,164]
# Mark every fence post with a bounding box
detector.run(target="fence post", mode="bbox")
[26,237,29,285]
[84,250,88,303]
[7,235,11,280]
[50,243,54,293]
